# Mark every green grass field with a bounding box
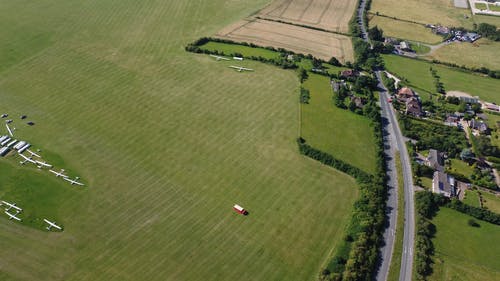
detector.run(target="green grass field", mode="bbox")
[475,3,488,10]
[0,1,361,280]
[481,191,500,213]
[200,41,281,60]
[300,74,377,174]
[383,55,500,103]
[430,208,500,281]
[426,39,500,70]
[474,14,500,26]
[387,152,404,281]
[463,189,481,207]
[368,15,442,44]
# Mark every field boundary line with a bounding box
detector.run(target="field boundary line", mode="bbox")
[254,16,350,36]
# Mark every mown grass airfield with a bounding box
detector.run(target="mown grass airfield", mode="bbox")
[0,1,364,280]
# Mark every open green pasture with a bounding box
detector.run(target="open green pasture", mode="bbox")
[300,74,378,174]
[200,41,281,60]
[383,55,500,103]
[430,207,500,281]
[0,0,360,280]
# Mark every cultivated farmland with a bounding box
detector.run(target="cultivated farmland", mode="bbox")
[216,19,354,62]
[0,0,360,280]
[215,0,356,62]
[257,0,357,33]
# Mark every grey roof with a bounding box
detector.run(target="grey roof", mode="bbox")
[428,149,444,171]
[433,171,455,197]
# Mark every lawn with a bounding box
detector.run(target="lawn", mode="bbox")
[481,191,500,214]
[448,158,475,178]
[430,207,500,281]
[462,189,481,207]
[300,73,378,174]
[200,41,281,60]
[473,14,500,26]
[425,39,500,70]
[0,1,361,280]
[475,3,488,10]
[368,15,442,44]
[383,54,500,104]
[370,0,474,29]
[419,176,433,190]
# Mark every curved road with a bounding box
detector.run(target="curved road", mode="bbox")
[356,1,416,281]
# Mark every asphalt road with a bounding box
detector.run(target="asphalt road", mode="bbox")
[356,1,415,280]
[377,72,416,281]
[375,73,399,281]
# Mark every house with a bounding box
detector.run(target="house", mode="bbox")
[396,87,416,102]
[427,149,445,172]
[331,80,347,92]
[469,119,489,134]
[384,37,399,45]
[432,171,456,197]
[350,96,366,108]
[444,114,460,126]
[399,41,412,51]
[405,97,422,117]
[340,69,359,78]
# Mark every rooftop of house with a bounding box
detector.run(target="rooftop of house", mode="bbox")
[433,171,455,197]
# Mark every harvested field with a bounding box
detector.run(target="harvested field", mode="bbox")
[216,19,353,62]
[257,0,357,33]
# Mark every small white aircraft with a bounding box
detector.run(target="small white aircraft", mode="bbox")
[49,169,68,178]
[229,65,253,72]
[35,160,52,168]
[5,211,21,222]
[43,219,62,231]
[64,177,84,186]
[210,54,230,61]
[1,201,22,212]
[27,149,41,158]
[19,153,37,165]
